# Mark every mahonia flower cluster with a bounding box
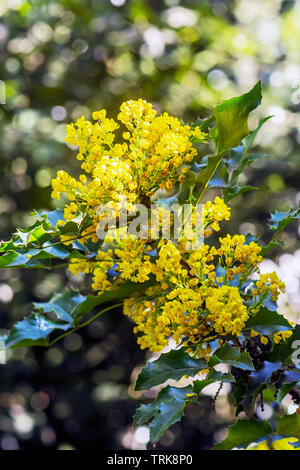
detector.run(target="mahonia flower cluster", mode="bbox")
[123,231,286,356]
[51,100,288,357]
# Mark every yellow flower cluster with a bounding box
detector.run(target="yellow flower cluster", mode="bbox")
[118,99,207,193]
[51,102,288,356]
[255,272,286,301]
[203,197,231,232]
[249,437,300,450]
[205,285,249,336]
[52,100,207,224]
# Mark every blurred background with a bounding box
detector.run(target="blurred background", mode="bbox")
[0,0,300,450]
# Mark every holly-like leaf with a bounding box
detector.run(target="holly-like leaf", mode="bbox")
[214,81,262,154]
[192,83,262,203]
[242,361,280,416]
[244,308,292,335]
[224,185,258,202]
[193,370,234,394]
[33,289,86,324]
[277,413,300,438]
[4,314,72,349]
[209,344,255,371]
[3,278,155,350]
[133,401,159,427]
[135,348,207,391]
[213,418,272,450]
[134,386,192,443]
[269,206,300,233]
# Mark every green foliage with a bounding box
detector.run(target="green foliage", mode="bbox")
[276,413,300,438]
[213,81,262,153]
[135,348,207,391]
[134,385,193,443]
[209,344,255,371]
[212,418,273,450]
[269,206,300,233]
[244,308,293,335]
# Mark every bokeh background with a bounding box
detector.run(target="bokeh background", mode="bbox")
[0,0,300,450]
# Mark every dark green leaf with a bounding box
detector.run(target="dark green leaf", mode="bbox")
[193,370,234,394]
[150,386,192,443]
[209,344,255,371]
[135,348,207,390]
[33,289,86,324]
[133,401,159,427]
[244,308,292,335]
[5,314,72,349]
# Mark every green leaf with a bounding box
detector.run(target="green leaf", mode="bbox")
[134,401,159,427]
[267,325,300,364]
[244,308,292,335]
[193,370,234,394]
[222,117,271,203]
[33,289,86,324]
[214,81,262,153]
[134,386,192,443]
[224,185,258,202]
[260,240,284,257]
[269,206,300,233]
[213,418,272,450]
[135,348,207,390]
[209,344,255,371]
[150,386,192,443]
[277,413,300,438]
[3,277,156,350]
[35,209,64,230]
[76,278,156,319]
[242,361,280,416]
[5,314,72,349]
[146,386,193,443]
[278,382,297,405]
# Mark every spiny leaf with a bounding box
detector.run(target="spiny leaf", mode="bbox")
[135,348,207,391]
[214,81,262,153]
[3,280,153,350]
[33,289,86,324]
[242,361,280,416]
[133,401,159,427]
[5,314,72,349]
[209,344,255,371]
[269,206,300,233]
[134,386,193,443]
[244,308,292,335]
[193,370,234,394]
